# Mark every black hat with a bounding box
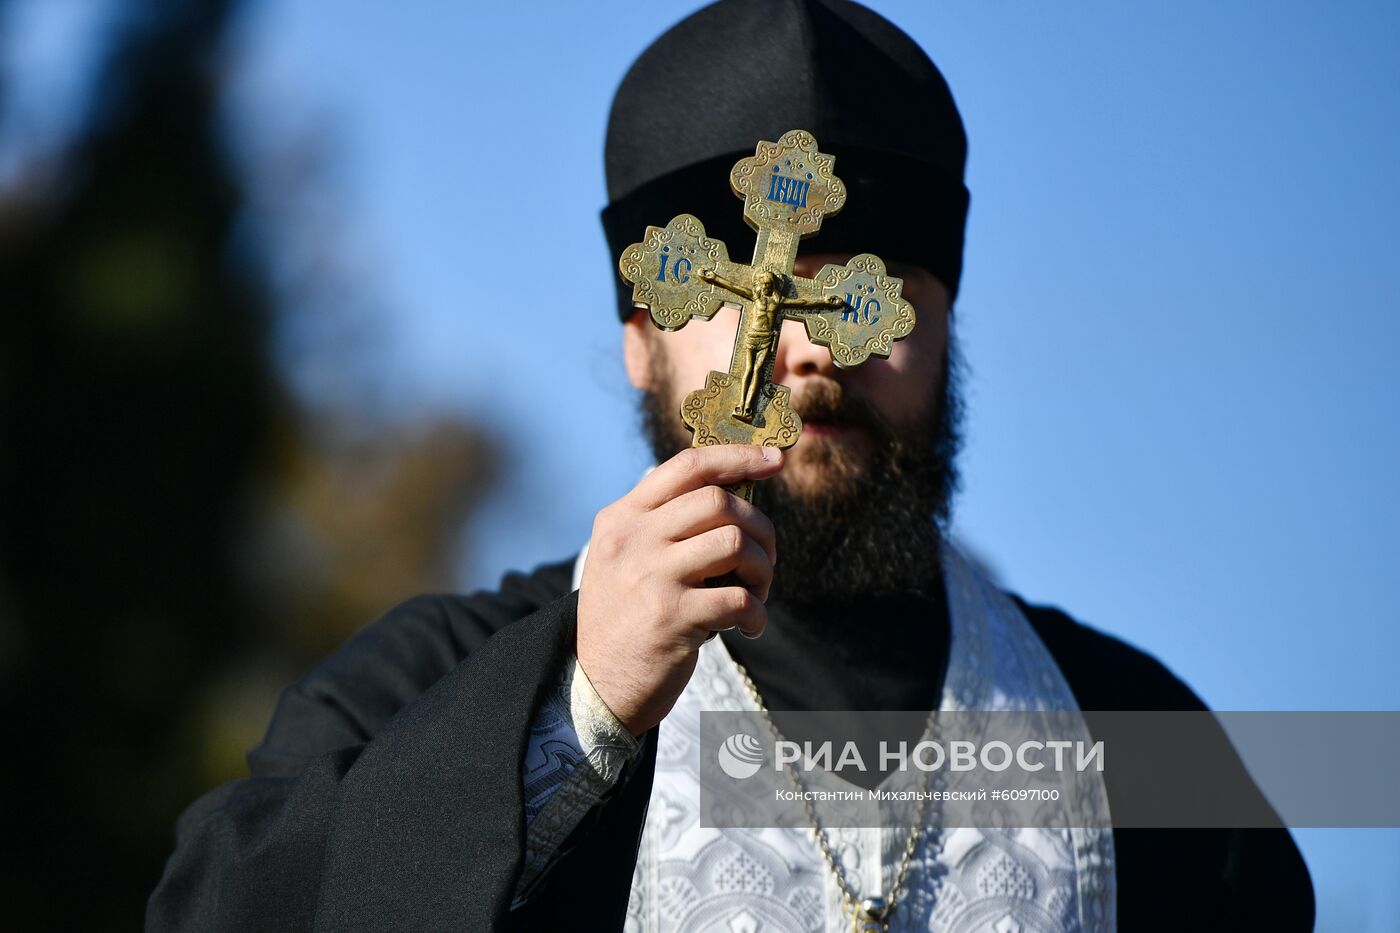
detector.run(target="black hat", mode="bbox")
[602,0,970,320]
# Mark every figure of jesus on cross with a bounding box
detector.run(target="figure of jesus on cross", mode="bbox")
[697,267,843,420]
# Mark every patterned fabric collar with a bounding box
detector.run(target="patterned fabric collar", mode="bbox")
[574,541,1116,931]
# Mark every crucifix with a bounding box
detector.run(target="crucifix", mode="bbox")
[618,129,917,501]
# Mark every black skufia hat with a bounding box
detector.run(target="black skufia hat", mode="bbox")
[602,0,970,320]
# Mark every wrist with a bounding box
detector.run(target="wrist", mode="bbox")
[570,655,644,750]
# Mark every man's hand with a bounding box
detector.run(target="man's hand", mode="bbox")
[576,445,782,736]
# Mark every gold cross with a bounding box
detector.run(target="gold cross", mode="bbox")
[618,130,917,501]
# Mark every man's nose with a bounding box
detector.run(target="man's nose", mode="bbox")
[773,316,836,381]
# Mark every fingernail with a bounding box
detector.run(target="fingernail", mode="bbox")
[760,446,780,462]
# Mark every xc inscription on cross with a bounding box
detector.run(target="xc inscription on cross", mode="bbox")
[618,130,917,501]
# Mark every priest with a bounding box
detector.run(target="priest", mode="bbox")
[148,2,1314,930]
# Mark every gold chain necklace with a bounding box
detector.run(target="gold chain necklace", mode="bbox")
[728,658,940,933]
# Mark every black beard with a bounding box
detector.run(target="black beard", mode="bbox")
[638,332,965,605]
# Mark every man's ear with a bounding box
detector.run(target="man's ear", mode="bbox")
[622,310,655,390]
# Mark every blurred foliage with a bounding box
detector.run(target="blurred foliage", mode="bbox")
[0,0,497,928]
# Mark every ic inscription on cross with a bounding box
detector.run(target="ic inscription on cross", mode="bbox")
[619,130,916,501]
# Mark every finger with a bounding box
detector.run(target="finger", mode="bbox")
[653,484,777,565]
[681,586,767,640]
[630,445,783,511]
[668,525,773,599]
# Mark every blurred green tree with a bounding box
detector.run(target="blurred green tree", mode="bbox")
[0,1,497,927]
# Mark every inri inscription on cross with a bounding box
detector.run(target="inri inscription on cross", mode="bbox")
[618,130,916,501]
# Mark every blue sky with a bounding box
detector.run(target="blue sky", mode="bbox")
[8,0,1396,927]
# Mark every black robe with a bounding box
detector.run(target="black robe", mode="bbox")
[147,557,1314,932]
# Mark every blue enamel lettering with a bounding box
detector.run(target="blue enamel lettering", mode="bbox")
[787,178,810,209]
[842,293,862,323]
[766,166,811,212]
[841,292,880,325]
